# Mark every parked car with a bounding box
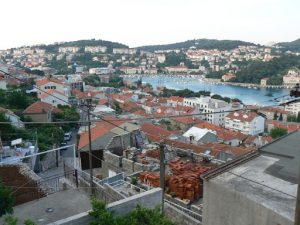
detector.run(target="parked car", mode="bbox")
[64,132,72,141]
[60,142,68,151]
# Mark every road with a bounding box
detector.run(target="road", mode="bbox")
[61,129,78,159]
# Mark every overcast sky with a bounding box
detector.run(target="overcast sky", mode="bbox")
[1,0,300,50]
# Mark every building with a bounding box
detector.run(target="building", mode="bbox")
[170,116,202,130]
[89,67,114,75]
[112,48,136,55]
[183,127,217,144]
[225,111,265,135]
[58,46,80,53]
[35,77,70,98]
[156,54,166,63]
[258,107,290,122]
[202,131,299,225]
[283,69,300,85]
[40,89,70,106]
[84,46,107,53]
[166,96,184,107]
[0,107,24,128]
[183,96,231,126]
[222,74,236,82]
[260,77,269,87]
[23,101,61,122]
[165,66,188,73]
[78,121,142,156]
[284,101,300,115]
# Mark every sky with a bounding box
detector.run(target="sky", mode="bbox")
[1,0,300,50]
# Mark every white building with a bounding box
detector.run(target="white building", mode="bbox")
[225,111,265,135]
[284,101,300,115]
[40,89,70,106]
[84,46,107,53]
[112,48,136,55]
[183,96,231,126]
[58,46,80,53]
[36,77,70,98]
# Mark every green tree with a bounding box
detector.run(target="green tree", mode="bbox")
[54,105,80,131]
[89,199,174,225]
[297,112,300,123]
[270,127,287,139]
[0,180,14,217]
[278,113,283,121]
[273,111,278,120]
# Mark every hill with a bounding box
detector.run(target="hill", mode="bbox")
[36,39,128,53]
[277,38,300,52]
[138,39,257,52]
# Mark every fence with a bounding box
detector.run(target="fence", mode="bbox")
[164,199,202,222]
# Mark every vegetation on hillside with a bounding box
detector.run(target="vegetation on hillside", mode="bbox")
[160,88,235,103]
[138,39,256,52]
[83,75,124,88]
[205,54,300,84]
[36,39,128,54]
[278,38,300,52]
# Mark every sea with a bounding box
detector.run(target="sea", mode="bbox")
[123,75,290,106]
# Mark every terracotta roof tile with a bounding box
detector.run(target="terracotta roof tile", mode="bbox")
[23,101,61,114]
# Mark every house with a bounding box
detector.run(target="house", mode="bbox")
[40,89,70,106]
[0,107,24,128]
[165,66,188,73]
[141,122,178,142]
[284,101,300,115]
[260,77,269,86]
[258,107,290,122]
[195,122,247,146]
[202,131,299,225]
[183,127,217,144]
[170,116,202,130]
[183,96,231,126]
[36,77,70,99]
[23,101,61,122]
[244,135,273,147]
[78,121,142,156]
[222,74,236,82]
[167,96,184,107]
[283,69,300,85]
[225,111,265,135]
[267,120,300,133]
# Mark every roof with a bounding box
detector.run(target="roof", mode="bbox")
[40,89,67,99]
[183,127,216,141]
[23,102,62,114]
[168,96,184,102]
[171,116,202,125]
[226,111,260,122]
[259,130,300,183]
[141,123,173,141]
[202,149,297,222]
[195,122,247,141]
[269,120,300,132]
[78,119,134,149]
[36,77,64,86]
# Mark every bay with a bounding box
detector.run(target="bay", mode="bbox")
[123,75,290,106]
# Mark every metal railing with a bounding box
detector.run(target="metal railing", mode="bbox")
[164,199,202,222]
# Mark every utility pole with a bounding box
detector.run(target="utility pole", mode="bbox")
[295,166,300,225]
[86,94,95,195]
[159,141,165,214]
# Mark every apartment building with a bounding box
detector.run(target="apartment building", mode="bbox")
[183,96,231,126]
[35,77,70,98]
[225,111,265,135]
[284,101,300,115]
[84,45,107,53]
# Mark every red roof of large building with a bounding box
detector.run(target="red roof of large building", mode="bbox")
[226,111,259,122]
[36,77,64,86]
[23,102,61,114]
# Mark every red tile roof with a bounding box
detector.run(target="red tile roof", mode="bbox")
[269,121,300,133]
[168,96,184,102]
[40,89,66,99]
[36,77,64,86]
[23,101,61,114]
[226,111,259,122]
[141,123,173,141]
[171,116,202,125]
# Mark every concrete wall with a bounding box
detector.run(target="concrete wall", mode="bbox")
[48,188,163,225]
[164,202,202,225]
[202,180,293,225]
